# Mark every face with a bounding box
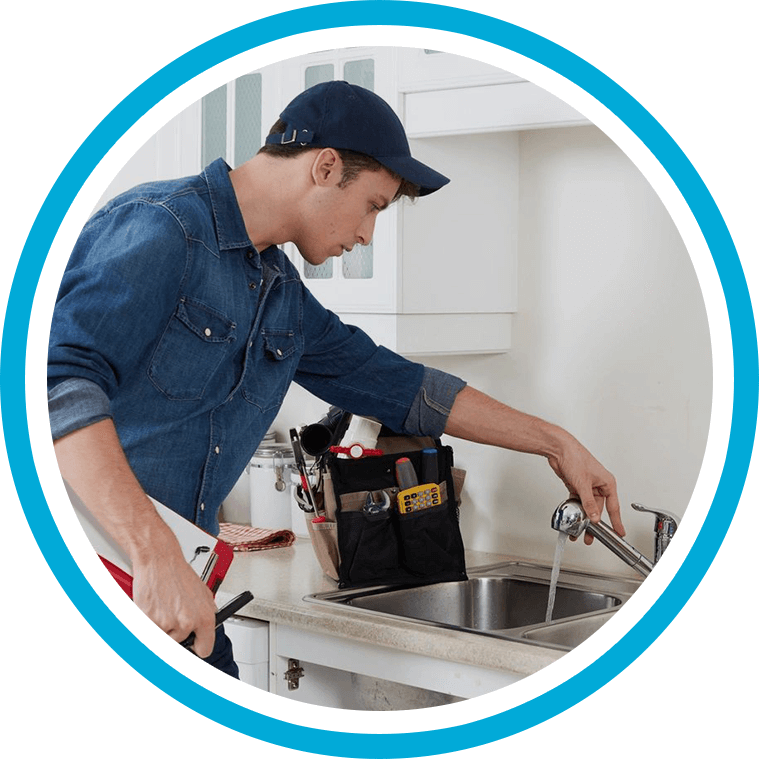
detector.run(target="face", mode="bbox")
[296,151,401,266]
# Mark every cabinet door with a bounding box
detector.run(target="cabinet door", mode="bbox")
[276,48,399,314]
[199,72,265,169]
[226,616,269,690]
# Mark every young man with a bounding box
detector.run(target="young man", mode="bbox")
[49,81,622,673]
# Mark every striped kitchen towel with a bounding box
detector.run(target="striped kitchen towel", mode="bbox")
[218,523,296,552]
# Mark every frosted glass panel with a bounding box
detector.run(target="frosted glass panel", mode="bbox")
[344,59,374,91]
[234,73,262,166]
[342,243,373,279]
[202,85,227,165]
[304,257,334,279]
[305,64,334,88]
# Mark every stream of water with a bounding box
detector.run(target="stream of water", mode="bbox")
[545,532,568,623]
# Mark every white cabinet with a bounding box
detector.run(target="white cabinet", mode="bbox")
[404,81,588,138]
[268,623,520,705]
[226,616,269,690]
[397,48,522,91]
[272,48,521,356]
[225,613,521,705]
[99,47,589,355]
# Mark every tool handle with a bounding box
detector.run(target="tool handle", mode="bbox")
[395,457,418,490]
[421,448,438,484]
[181,590,254,650]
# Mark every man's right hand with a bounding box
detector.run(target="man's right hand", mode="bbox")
[132,531,218,658]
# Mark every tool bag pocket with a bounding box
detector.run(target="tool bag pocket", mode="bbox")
[312,436,467,589]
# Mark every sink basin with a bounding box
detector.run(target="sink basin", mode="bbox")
[305,561,640,651]
[521,610,618,648]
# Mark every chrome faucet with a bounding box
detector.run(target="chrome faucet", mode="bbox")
[550,498,678,578]
[631,502,680,564]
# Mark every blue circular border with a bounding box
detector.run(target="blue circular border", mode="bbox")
[2,2,756,756]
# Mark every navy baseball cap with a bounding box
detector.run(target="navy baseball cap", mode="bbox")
[265,80,450,196]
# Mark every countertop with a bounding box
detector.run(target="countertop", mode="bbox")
[217,536,565,678]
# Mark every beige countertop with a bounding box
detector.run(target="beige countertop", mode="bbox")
[217,536,565,678]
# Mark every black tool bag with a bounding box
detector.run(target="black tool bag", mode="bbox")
[306,434,467,589]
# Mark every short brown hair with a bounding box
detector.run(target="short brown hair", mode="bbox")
[259,119,420,202]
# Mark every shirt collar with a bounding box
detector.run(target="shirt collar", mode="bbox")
[202,158,255,253]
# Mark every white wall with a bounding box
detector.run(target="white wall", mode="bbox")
[273,124,712,577]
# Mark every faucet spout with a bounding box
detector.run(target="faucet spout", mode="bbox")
[551,498,654,577]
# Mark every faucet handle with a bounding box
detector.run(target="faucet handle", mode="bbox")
[630,502,680,529]
[631,502,679,563]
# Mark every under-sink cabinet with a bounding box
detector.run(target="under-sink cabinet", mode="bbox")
[226,616,523,707]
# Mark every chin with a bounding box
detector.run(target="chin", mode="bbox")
[301,249,336,266]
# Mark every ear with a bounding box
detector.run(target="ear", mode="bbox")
[311,148,343,187]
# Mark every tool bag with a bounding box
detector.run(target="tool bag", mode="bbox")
[306,434,467,589]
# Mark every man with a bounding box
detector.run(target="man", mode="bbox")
[49,81,623,673]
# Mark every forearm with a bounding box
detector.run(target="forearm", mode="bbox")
[444,386,623,536]
[444,386,568,460]
[54,418,217,655]
[54,418,177,566]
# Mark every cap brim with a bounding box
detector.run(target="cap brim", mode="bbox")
[375,155,450,196]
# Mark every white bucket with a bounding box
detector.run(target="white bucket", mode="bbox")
[249,443,294,531]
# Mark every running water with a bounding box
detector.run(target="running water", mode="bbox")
[545,532,569,623]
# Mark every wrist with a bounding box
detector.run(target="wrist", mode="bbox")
[536,420,573,461]
[127,505,181,568]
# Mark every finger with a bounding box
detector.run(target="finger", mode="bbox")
[192,622,216,659]
[602,485,625,536]
[577,484,600,524]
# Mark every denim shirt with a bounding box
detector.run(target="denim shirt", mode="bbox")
[48,159,465,534]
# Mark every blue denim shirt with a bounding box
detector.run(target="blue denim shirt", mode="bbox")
[48,159,465,534]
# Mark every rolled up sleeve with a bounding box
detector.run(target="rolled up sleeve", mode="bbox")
[48,377,112,440]
[402,366,467,438]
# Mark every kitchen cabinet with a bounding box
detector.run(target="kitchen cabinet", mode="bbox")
[225,613,521,706]
[225,616,270,690]
[404,81,589,138]
[267,623,520,706]
[271,47,520,355]
[99,46,589,355]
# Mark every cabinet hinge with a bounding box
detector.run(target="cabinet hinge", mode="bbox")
[284,658,305,691]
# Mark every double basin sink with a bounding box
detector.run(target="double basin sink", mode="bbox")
[305,561,641,651]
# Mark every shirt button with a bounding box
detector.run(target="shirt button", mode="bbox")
[204,328,212,337]
[200,502,205,512]
[249,281,257,290]
[215,446,220,454]
[276,349,283,356]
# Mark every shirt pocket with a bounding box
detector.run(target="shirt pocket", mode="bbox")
[242,327,297,411]
[148,296,237,400]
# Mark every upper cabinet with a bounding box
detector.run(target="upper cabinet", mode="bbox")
[99,47,589,356]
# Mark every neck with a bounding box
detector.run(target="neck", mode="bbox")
[229,154,305,252]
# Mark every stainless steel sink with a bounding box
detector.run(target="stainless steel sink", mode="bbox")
[305,561,641,651]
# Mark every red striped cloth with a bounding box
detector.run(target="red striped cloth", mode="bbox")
[218,522,296,552]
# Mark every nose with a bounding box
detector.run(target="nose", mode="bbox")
[355,214,377,247]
